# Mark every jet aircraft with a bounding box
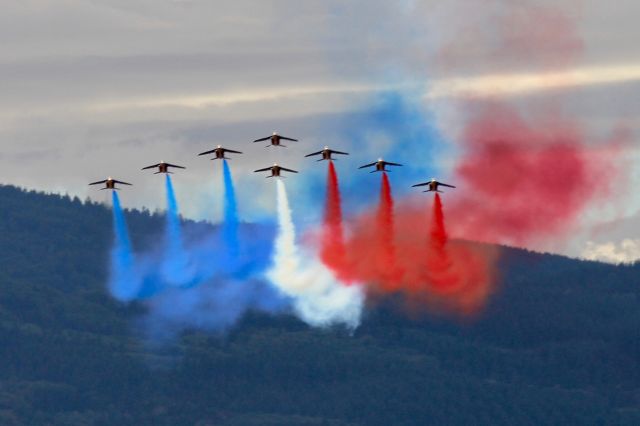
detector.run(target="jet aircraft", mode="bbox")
[412,178,456,193]
[141,161,186,174]
[305,146,349,161]
[89,177,132,190]
[254,164,298,178]
[197,145,243,160]
[253,132,298,147]
[359,158,403,172]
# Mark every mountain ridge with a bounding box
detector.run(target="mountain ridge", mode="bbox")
[0,183,638,425]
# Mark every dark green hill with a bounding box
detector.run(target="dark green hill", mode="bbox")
[0,184,638,425]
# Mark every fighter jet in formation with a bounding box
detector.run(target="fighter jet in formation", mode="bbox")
[254,164,299,178]
[197,145,243,160]
[412,178,456,193]
[141,161,186,174]
[359,159,403,173]
[253,132,298,147]
[89,177,132,190]
[305,147,349,161]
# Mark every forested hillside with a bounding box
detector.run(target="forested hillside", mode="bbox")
[0,184,638,425]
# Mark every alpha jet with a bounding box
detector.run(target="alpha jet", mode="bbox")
[359,158,403,173]
[254,164,298,178]
[89,177,132,190]
[305,146,349,161]
[197,145,243,160]
[141,161,186,174]
[253,132,298,147]
[412,178,456,193]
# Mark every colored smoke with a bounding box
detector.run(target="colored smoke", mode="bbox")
[162,174,193,285]
[447,103,619,246]
[268,179,364,329]
[321,176,497,314]
[376,172,399,291]
[108,191,138,301]
[222,159,240,257]
[421,193,497,313]
[105,171,289,339]
[325,172,402,292]
[320,162,349,281]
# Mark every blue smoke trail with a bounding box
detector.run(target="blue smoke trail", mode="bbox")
[135,220,290,340]
[105,174,289,340]
[109,191,138,301]
[222,159,240,257]
[338,91,449,209]
[290,90,451,223]
[165,174,181,246]
[162,174,193,285]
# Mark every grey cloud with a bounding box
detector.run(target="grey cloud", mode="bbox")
[0,0,638,254]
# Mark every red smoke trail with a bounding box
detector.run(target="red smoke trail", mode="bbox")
[425,193,457,294]
[390,194,497,314]
[320,171,403,291]
[316,172,498,312]
[446,103,621,247]
[320,161,350,282]
[376,172,400,291]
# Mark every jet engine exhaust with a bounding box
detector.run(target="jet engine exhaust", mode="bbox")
[320,161,349,282]
[162,174,191,285]
[267,179,364,329]
[377,172,400,291]
[109,191,138,301]
[222,159,240,257]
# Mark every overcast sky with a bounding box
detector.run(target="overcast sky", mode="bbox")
[1,0,639,260]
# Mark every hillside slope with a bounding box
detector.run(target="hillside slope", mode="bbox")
[0,184,638,425]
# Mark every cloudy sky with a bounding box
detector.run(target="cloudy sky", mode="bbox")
[1,0,638,261]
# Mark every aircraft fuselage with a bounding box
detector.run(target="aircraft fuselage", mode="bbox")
[271,135,282,146]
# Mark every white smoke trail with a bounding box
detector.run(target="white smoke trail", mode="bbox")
[268,179,364,329]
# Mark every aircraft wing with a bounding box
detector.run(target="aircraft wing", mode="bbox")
[224,148,243,154]
[385,161,403,167]
[166,163,186,169]
[305,150,323,157]
[141,164,160,170]
[411,182,429,187]
[113,180,132,185]
[358,162,377,169]
[439,182,456,188]
[88,180,107,185]
[198,149,216,156]
[332,150,349,155]
[253,136,271,142]
[280,167,298,173]
[280,136,298,141]
[254,167,273,172]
